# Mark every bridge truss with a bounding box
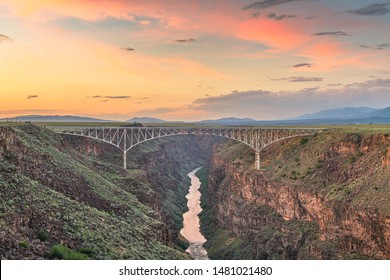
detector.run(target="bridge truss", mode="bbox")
[48,126,320,170]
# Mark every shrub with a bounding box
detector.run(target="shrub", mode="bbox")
[347,156,357,164]
[177,239,189,251]
[48,244,89,260]
[37,230,49,242]
[300,137,309,145]
[19,240,29,249]
[315,160,323,169]
[79,247,96,258]
[305,167,313,175]
[343,186,352,195]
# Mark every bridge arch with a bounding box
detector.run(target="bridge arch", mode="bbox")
[48,126,320,170]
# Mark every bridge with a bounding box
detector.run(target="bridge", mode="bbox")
[48,126,321,170]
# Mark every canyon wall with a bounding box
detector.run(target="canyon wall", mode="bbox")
[1,124,389,260]
[203,132,389,259]
[1,124,209,259]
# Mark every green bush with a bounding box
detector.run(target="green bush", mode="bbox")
[315,160,323,169]
[48,244,89,260]
[37,230,49,242]
[300,137,309,145]
[79,247,96,258]
[177,239,189,251]
[305,167,313,175]
[347,155,357,164]
[19,240,29,249]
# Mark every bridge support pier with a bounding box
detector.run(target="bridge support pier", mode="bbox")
[255,151,260,170]
[123,151,127,170]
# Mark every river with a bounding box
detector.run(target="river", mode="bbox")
[180,167,208,260]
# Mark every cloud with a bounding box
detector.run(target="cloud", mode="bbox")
[267,13,297,21]
[292,63,312,68]
[312,31,351,36]
[377,43,390,49]
[104,95,131,99]
[87,95,131,100]
[327,83,341,87]
[250,12,262,18]
[272,76,323,82]
[27,95,39,99]
[121,47,135,51]
[242,0,302,10]
[192,78,390,119]
[0,34,10,42]
[346,3,390,16]
[346,78,390,89]
[360,43,390,50]
[175,38,196,43]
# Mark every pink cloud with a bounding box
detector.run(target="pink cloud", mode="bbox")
[235,17,309,50]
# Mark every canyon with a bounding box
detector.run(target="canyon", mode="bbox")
[0,123,389,259]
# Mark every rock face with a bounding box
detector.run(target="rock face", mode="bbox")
[1,124,389,260]
[383,147,390,167]
[66,133,220,248]
[205,132,390,259]
[1,124,205,259]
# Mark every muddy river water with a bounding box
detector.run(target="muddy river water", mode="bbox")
[180,167,208,260]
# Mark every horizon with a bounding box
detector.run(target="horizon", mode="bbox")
[1,1,390,121]
[1,105,388,123]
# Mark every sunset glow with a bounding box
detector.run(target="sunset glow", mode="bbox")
[1,0,389,121]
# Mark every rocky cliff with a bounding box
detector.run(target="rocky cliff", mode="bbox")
[0,124,216,259]
[1,124,389,260]
[203,131,389,259]
[65,133,220,243]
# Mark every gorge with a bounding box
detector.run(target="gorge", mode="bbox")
[0,123,389,259]
[180,167,208,260]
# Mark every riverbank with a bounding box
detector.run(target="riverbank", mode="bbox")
[180,167,208,260]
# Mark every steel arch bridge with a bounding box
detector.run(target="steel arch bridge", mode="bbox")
[48,126,321,170]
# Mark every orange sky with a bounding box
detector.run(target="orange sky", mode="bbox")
[1,0,389,121]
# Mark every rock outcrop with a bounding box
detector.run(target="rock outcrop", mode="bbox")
[205,132,390,259]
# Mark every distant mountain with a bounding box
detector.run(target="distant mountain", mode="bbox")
[294,107,377,120]
[364,107,390,118]
[127,117,184,123]
[199,117,257,125]
[0,115,110,122]
[3,107,390,126]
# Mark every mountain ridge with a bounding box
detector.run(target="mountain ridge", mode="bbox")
[293,107,378,120]
[2,106,390,125]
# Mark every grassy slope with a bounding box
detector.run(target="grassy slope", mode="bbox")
[202,128,389,259]
[214,129,389,212]
[263,130,390,212]
[0,123,187,259]
[73,133,218,238]
[199,163,321,260]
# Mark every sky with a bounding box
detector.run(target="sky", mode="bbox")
[0,0,389,121]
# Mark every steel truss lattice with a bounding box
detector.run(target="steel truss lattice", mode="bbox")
[48,126,322,169]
